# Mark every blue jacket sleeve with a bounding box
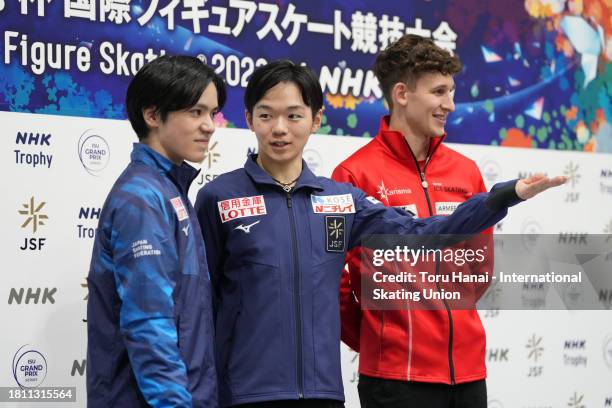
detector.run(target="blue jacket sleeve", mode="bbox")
[348,180,521,248]
[194,187,225,293]
[110,190,192,407]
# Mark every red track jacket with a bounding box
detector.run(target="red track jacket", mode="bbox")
[332,116,492,384]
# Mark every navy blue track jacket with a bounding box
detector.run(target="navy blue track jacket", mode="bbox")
[87,144,217,407]
[195,155,520,407]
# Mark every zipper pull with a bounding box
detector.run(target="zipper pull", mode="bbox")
[420,172,428,189]
[286,192,293,208]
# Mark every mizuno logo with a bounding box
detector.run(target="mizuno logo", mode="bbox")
[182,224,190,236]
[235,220,260,234]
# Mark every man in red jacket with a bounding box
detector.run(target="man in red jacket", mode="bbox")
[332,34,493,407]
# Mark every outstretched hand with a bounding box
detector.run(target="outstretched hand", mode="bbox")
[515,173,568,200]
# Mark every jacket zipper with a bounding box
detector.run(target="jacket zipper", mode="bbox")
[286,192,304,398]
[409,147,456,385]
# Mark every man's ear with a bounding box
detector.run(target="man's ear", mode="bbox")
[311,108,323,133]
[143,107,160,130]
[245,110,254,131]
[391,82,410,108]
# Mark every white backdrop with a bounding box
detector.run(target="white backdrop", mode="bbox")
[2,110,612,407]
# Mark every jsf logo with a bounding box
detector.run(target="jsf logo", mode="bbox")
[526,334,544,362]
[564,162,581,188]
[19,197,48,233]
[567,392,585,408]
[203,141,220,169]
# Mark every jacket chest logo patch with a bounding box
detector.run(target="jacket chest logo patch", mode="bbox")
[432,183,470,195]
[170,197,189,221]
[377,180,412,205]
[311,194,355,214]
[435,201,461,215]
[325,216,345,252]
[217,195,267,223]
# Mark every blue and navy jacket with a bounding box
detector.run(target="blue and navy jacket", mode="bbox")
[87,143,217,407]
[195,155,520,407]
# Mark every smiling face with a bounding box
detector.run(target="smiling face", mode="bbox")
[396,72,456,139]
[143,82,219,164]
[246,81,322,170]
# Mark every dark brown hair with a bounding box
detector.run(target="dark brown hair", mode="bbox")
[374,34,462,110]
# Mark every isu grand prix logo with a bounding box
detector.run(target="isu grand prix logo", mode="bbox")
[12,345,47,389]
[78,129,110,176]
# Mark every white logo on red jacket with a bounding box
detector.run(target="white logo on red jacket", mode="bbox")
[311,194,355,214]
[170,197,189,221]
[218,195,267,223]
[376,180,412,205]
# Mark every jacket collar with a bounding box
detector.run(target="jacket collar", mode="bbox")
[377,115,445,163]
[244,154,323,191]
[131,143,200,196]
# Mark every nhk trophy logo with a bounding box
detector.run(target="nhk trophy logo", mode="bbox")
[12,345,48,388]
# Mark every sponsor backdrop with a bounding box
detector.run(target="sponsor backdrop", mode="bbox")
[2,110,612,407]
[1,0,612,407]
[1,0,612,151]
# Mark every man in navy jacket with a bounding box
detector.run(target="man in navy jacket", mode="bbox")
[87,56,225,407]
[195,60,565,408]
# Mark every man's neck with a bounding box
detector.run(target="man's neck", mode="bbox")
[388,115,430,161]
[257,155,302,184]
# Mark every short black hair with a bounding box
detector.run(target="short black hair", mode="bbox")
[244,60,323,118]
[126,55,226,140]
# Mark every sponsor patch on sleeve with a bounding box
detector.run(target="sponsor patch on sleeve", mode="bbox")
[435,201,461,215]
[311,194,355,214]
[170,197,189,221]
[217,195,267,223]
[395,204,418,217]
[325,216,346,252]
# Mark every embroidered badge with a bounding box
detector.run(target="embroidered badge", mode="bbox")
[170,197,189,221]
[435,201,461,215]
[325,216,346,252]
[217,195,267,223]
[311,194,355,214]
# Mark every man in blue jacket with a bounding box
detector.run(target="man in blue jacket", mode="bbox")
[87,55,226,407]
[194,60,565,408]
